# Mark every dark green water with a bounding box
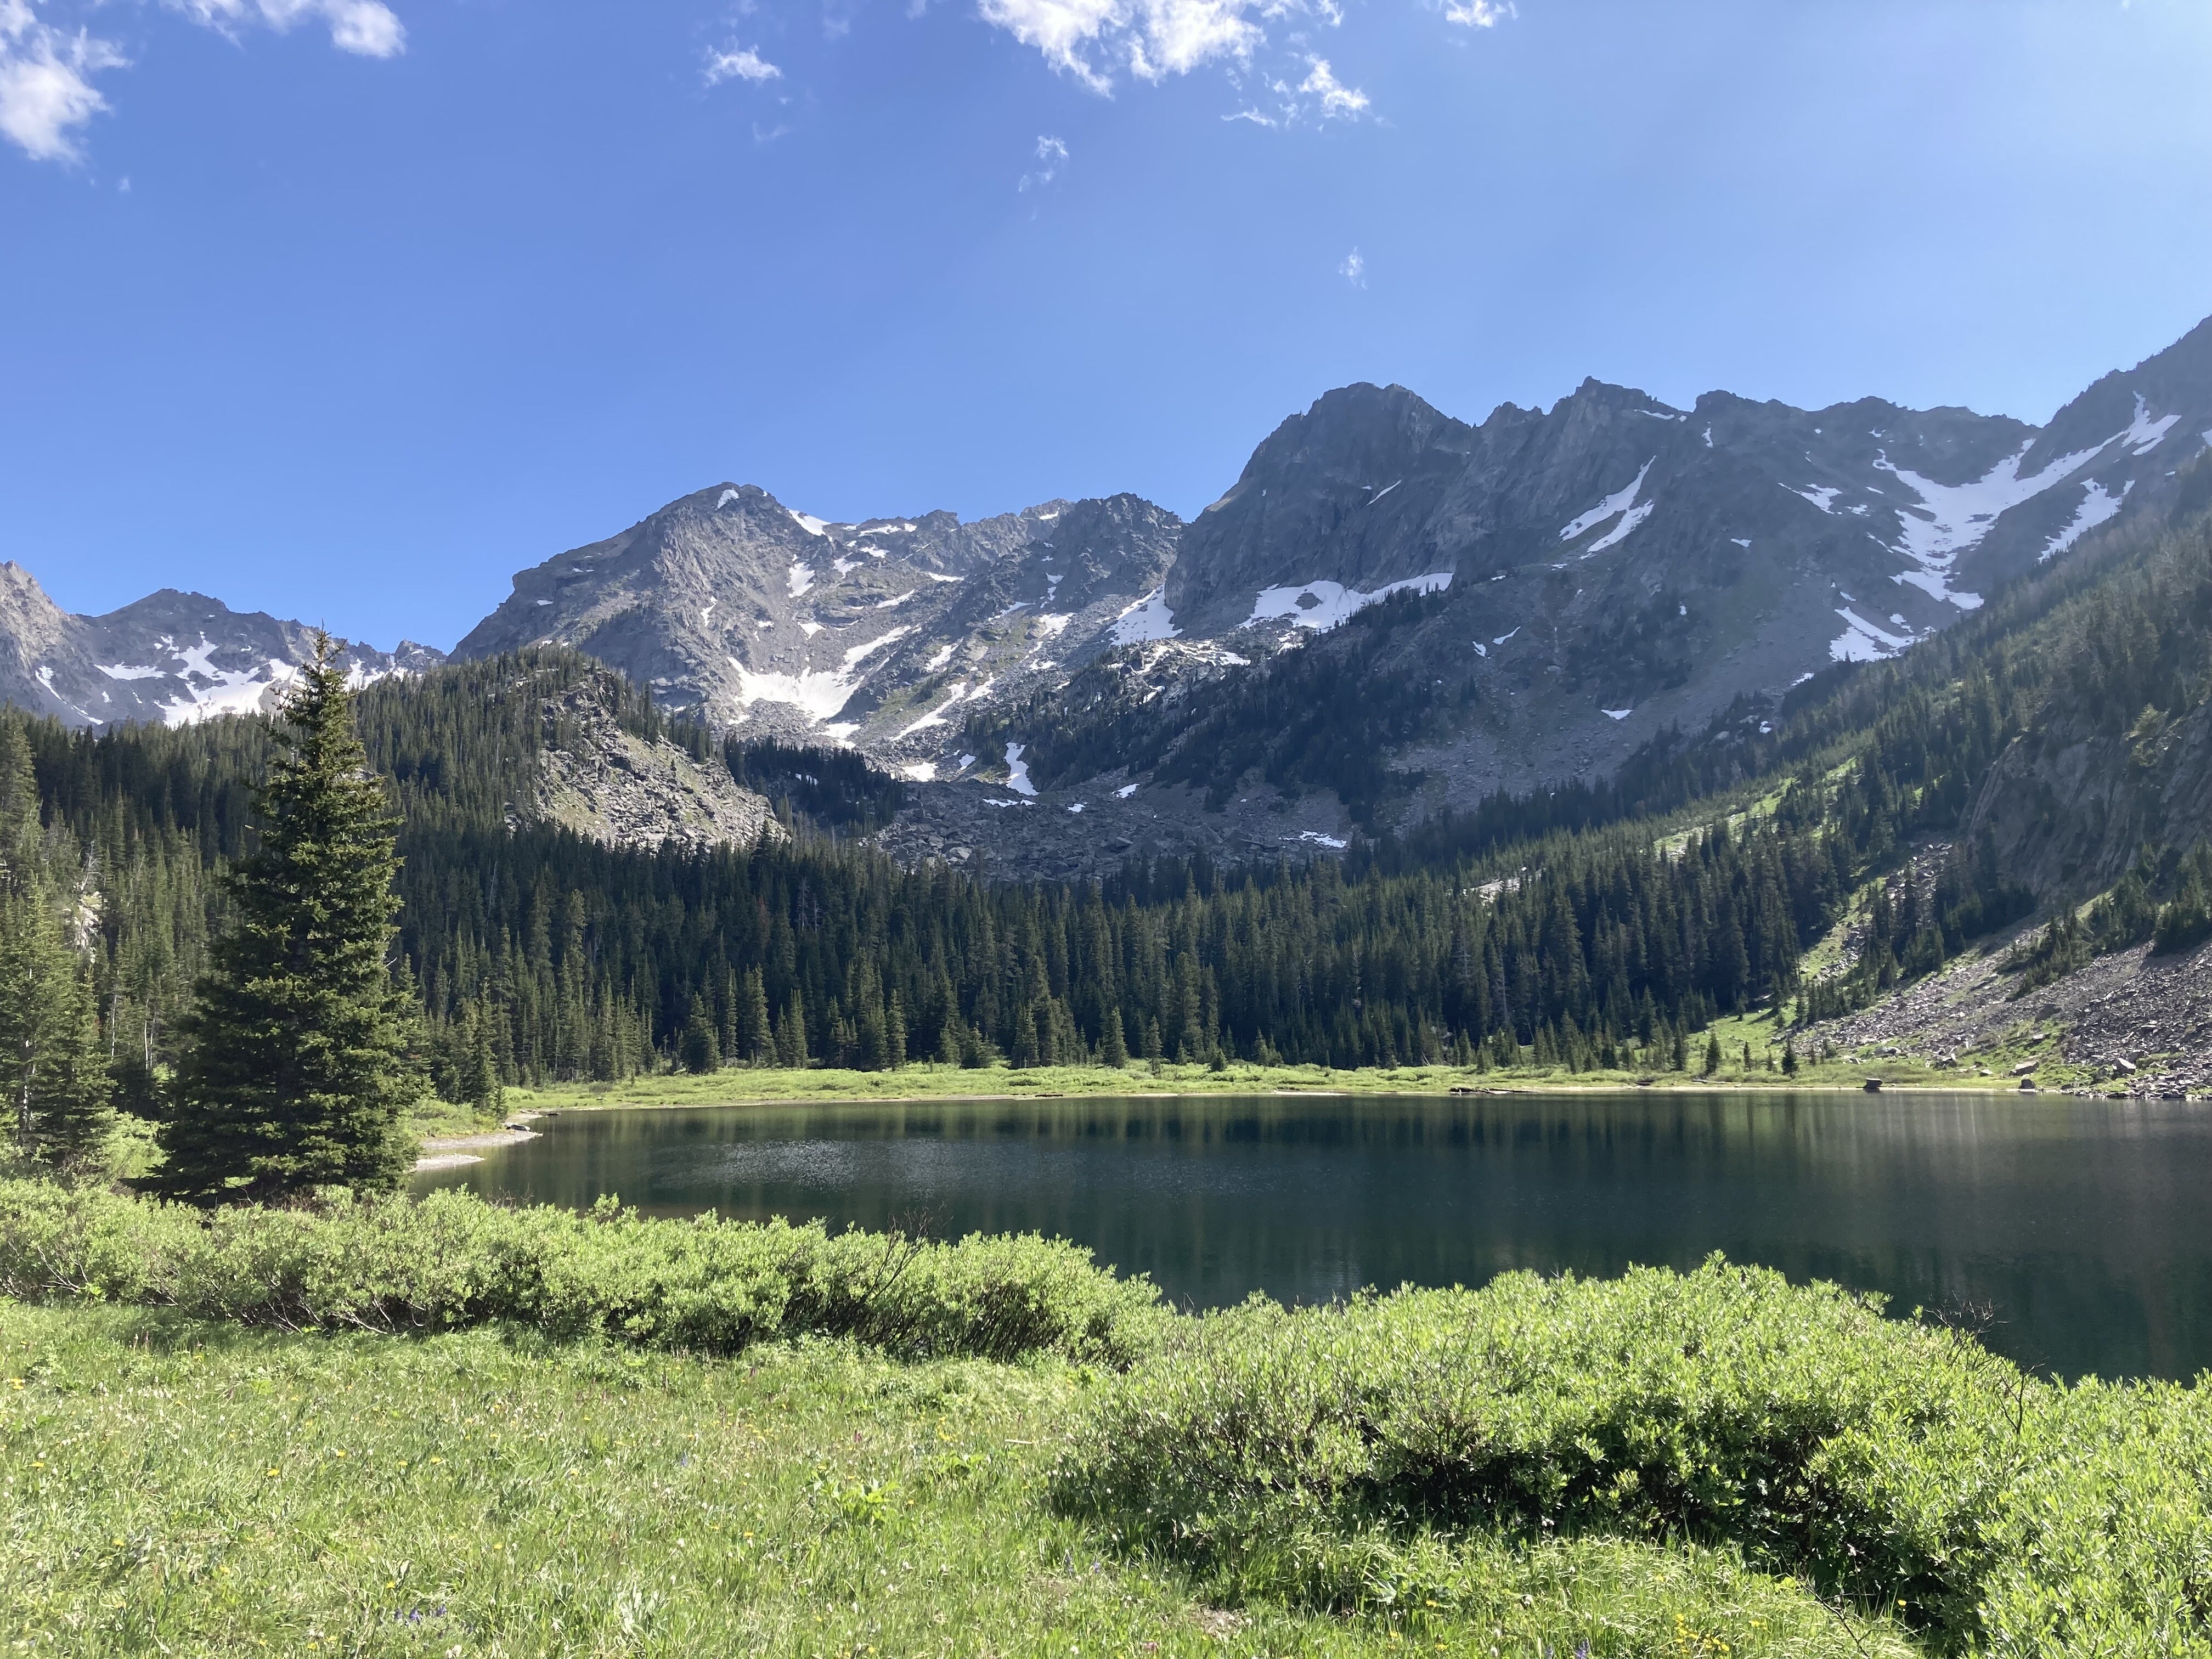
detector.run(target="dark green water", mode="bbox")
[415,1090,2212,1380]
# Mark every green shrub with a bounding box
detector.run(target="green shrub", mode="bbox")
[1052,1259,2212,1653]
[0,1180,1166,1367]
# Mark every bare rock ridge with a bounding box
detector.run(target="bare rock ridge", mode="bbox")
[0,563,443,730]
[445,312,2212,849]
[8,315,2212,874]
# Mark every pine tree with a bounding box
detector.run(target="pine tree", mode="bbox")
[0,883,114,1169]
[1703,1034,1722,1076]
[157,640,423,1205]
[679,995,721,1074]
[737,969,771,1064]
[885,991,907,1070]
[1101,1007,1128,1068]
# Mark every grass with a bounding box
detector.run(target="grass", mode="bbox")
[489,1051,2032,1123]
[0,1301,1910,1658]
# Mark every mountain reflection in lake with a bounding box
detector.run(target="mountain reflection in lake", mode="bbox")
[416,1090,2212,1380]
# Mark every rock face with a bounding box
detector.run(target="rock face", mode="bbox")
[444,314,2212,849]
[521,681,781,854]
[0,563,442,730]
[13,314,2212,870]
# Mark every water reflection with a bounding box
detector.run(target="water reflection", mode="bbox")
[417,1091,2212,1380]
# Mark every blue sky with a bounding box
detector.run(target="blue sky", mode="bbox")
[6,0,2212,650]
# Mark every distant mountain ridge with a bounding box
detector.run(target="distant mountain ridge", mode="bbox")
[0,563,442,730]
[10,314,2212,867]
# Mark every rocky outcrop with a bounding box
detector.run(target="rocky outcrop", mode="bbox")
[1965,699,2212,899]
[519,685,781,854]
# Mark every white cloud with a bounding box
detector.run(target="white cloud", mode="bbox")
[703,44,782,84]
[0,2,123,161]
[164,0,408,59]
[976,0,1266,92]
[1294,55,1367,119]
[1442,0,1513,24]
[1340,246,1364,286]
[1018,131,1066,189]
[3,0,406,165]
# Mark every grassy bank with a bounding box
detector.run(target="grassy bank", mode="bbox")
[488,1045,2016,1121]
[0,1303,1912,1658]
[7,1186,2211,1655]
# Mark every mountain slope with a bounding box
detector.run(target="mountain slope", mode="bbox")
[0,563,443,730]
[439,315,2212,870]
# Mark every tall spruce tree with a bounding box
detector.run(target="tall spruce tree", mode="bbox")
[157,640,423,1205]
[0,724,112,1170]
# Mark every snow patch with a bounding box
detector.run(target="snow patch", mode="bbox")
[788,510,831,538]
[1873,433,2112,608]
[2122,392,2179,456]
[875,589,918,609]
[95,663,164,680]
[1829,607,1916,663]
[727,661,857,724]
[787,560,815,598]
[1702,426,1714,447]
[1067,803,1085,814]
[922,571,962,583]
[1470,642,1487,658]
[832,557,859,575]
[799,620,822,637]
[534,599,554,607]
[1601,708,1633,721]
[1296,830,1348,849]
[924,644,955,672]
[1246,571,1452,633]
[1365,479,1402,503]
[1631,408,1684,421]
[1787,484,1841,514]
[1492,626,1520,646]
[1110,587,1181,645]
[901,762,936,782]
[842,627,911,669]
[700,601,716,630]
[1730,538,1751,548]
[716,489,742,510]
[2039,479,2129,561]
[1560,459,1654,540]
[1032,613,1072,641]
[1003,742,1036,797]
[1115,782,1139,798]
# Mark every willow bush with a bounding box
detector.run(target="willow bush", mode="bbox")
[0,1180,1165,1367]
[1053,1259,2212,1655]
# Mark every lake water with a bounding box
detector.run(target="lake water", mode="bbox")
[415,1090,2212,1381]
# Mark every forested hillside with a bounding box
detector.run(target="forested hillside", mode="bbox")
[11,462,2212,1111]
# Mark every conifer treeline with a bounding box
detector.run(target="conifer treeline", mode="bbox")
[11,490,2210,1099]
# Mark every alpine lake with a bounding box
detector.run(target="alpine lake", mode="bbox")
[415,1088,2212,1381]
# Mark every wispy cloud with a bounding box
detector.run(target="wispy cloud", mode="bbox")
[1441,0,1513,25]
[1265,54,1366,122]
[164,0,407,59]
[1018,132,1066,190]
[1340,247,1365,286]
[0,1,124,162]
[703,43,782,84]
[2,0,407,165]
[974,0,1276,94]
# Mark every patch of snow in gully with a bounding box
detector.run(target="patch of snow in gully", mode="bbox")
[1560,460,1655,541]
[787,510,831,538]
[1787,484,1841,515]
[1246,572,1452,633]
[1829,608,1916,664]
[924,644,955,672]
[2121,392,2179,455]
[1115,783,1139,798]
[1365,479,1402,503]
[1110,588,1181,645]
[1872,432,2113,608]
[96,663,165,680]
[716,489,742,509]
[1602,708,1633,720]
[787,561,815,598]
[2040,480,2130,562]
[1003,743,1037,797]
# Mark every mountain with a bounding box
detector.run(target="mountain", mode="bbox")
[10,314,2212,874]
[443,316,2212,861]
[0,563,443,730]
